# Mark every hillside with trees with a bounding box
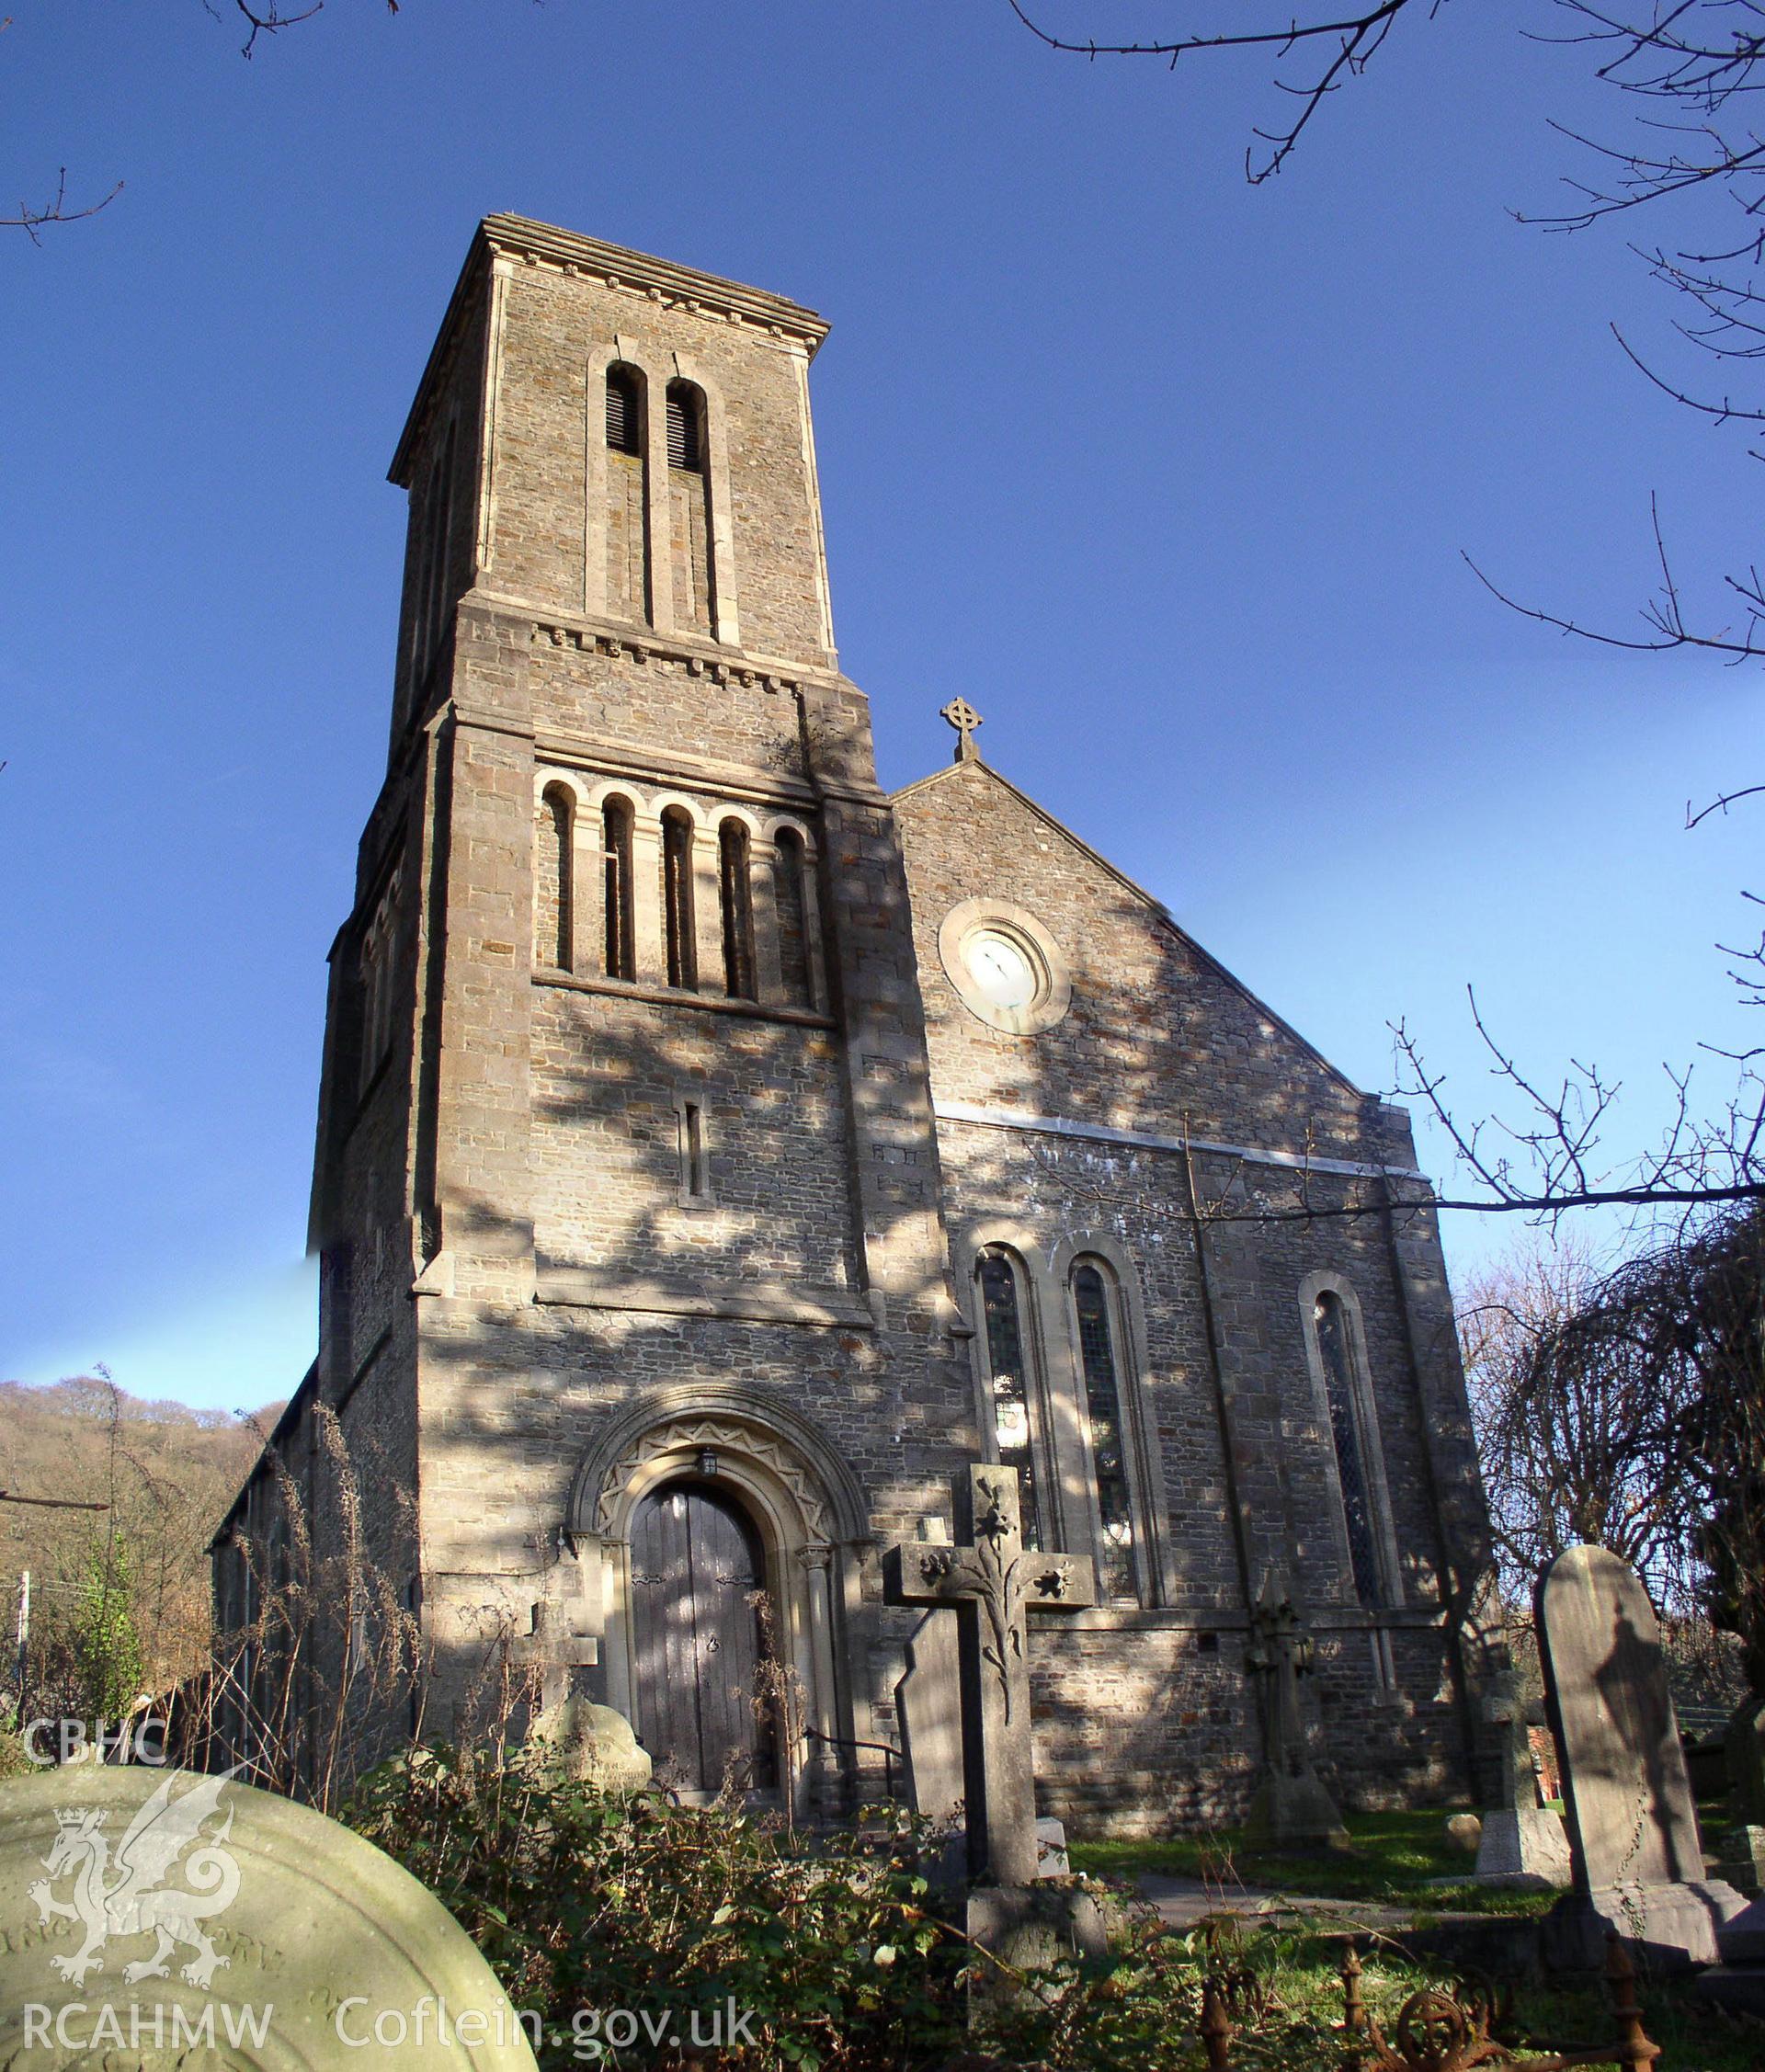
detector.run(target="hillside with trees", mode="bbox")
[1,1375,278,1721]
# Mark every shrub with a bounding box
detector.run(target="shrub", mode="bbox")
[345,1749,967,2069]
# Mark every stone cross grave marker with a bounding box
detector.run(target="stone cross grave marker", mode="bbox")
[882,1463,1092,1889]
[1537,1543,1744,1969]
[1241,1578,1348,1849]
[1475,1668,1572,1887]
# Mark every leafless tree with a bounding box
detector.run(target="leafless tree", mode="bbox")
[1459,1207,1765,1691]
[1008,7,1765,1223]
[1458,1237,1694,1601]
[1009,1,1765,664]
[207,0,399,63]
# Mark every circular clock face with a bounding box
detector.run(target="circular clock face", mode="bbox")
[966,929,1038,1010]
[938,898,1071,1034]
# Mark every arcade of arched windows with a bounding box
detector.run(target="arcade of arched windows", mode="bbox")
[959,1237,1404,1638]
[532,775,825,1015]
[962,1235,1163,1611]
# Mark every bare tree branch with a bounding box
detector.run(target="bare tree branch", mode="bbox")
[1687,782,1765,827]
[1463,495,1765,662]
[1005,0,1428,180]
[2,166,121,245]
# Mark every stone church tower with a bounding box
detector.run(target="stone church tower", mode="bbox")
[214,216,1501,1828]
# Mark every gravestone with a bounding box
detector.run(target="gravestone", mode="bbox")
[1535,1544,1743,1970]
[893,1531,1074,1887]
[0,1761,541,2066]
[1728,1692,1765,1824]
[1714,1693,1765,1896]
[1709,1698,1765,1969]
[894,1588,968,1887]
[527,1695,652,1791]
[1240,1579,1348,1850]
[882,1464,1105,1965]
[1474,1669,1572,1889]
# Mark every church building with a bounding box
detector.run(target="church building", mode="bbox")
[213,215,1500,1831]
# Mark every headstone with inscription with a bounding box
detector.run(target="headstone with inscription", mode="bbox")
[527,1695,653,1791]
[1536,1544,1744,1970]
[883,1464,1105,1966]
[0,1762,541,2067]
[1474,1668,1572,1888]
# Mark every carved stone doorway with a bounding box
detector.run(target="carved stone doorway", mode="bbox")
[629,1480,778,1797]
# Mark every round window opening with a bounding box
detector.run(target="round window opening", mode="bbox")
[938,899,1073,1035]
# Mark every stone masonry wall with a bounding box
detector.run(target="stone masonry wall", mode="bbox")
[529,988,861,1291]
[485,262,831,667]
[893,758,1489,1822]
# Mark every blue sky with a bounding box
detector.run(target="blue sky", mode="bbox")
[3,2,1759,1411]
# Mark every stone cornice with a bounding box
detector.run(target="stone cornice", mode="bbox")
[484,214,827,349]
[391,215,828,483]
[514,598,839,697]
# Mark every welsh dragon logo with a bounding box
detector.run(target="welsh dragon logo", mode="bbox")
[27,1768,244,1989]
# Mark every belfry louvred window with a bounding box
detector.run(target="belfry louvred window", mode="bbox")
[666,383,703,472]
[606,367,641,456]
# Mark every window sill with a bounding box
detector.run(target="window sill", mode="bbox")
[533,967,834,1029]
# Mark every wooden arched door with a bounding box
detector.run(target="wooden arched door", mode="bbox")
[629,1481,778,1796]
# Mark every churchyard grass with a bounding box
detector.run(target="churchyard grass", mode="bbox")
[1070,1807,1558,1914]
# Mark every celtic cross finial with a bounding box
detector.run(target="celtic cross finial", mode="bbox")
[939,697,983,764]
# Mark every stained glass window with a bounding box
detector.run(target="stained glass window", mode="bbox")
[1074,1262,1136,1600]
[978,1251,1042,1550]
[1315,1291,1382,1608]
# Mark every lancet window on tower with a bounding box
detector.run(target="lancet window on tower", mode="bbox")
[661,807,696,990]
[773,827,811,1008]
[604,363,647,623]
[537,784,575,973]
[1072,1260,1137,1600]
[666,380,712,635]
[666,381,704,472]
[407,416,458,698]
[976,1249,1044,1551]
[602,796,636,983]
[719,818,756,1000]
[357,871,403,1095]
